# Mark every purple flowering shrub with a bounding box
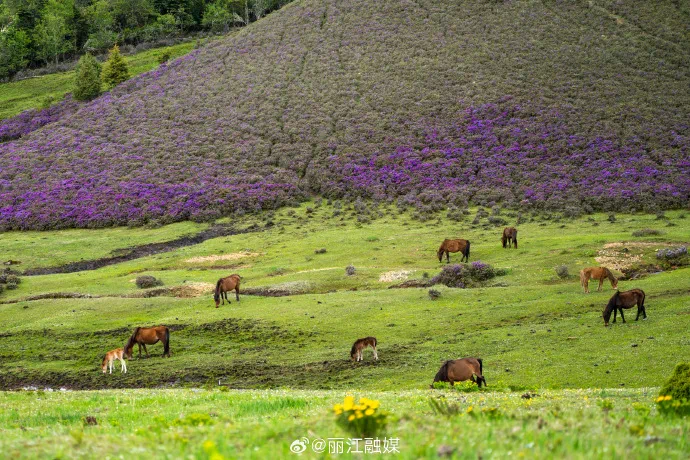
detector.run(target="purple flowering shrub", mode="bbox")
[0,96,82,143]
[430,261,504,288]
[0,0,689,229]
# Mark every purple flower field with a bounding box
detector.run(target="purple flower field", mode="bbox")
[1,0,689,230]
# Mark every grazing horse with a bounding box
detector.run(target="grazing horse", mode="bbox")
[432,357,486,387]
[603,289,647,326]
[501,227,518,249]
[124,326,170,359]
[101,348,127,374]
[214,274,241,307]
[350,337,378,362]
[580,267,617,293]
[437,239,471,263]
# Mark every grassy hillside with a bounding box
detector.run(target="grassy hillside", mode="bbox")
[2,388,688,458]
[1,206,688,391]
[1,0,689,229]
[0,42,196,121]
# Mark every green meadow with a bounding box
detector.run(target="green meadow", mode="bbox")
[0,204,688,457]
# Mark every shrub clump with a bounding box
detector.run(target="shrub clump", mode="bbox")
[0,269,21,292]
[345,265,356,276]
[428,289,441,300]
[430,261,503,288]
[554,265,569,279]
[656,246,687,261]
[632,228,662,237]
[657,363,690,417]
[135,275,163,289]
[101,45,130,89]
[314,248,327,254]
[73,53,101,101]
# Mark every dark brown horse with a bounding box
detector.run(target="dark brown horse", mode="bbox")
[580,267,618,293]
[214,274,241,307]
[501,227,518,249]
[603,289,646,326]
[437,239,471,263]
[124,326,170,358]
[432,357,486,387]
[350,337,378,362]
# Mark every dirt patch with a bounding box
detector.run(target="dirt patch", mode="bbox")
[596,241,687,272]
[379,270,412,282]
[184,252,259,264]
[243,281,313,297]
[389,279,430,289]
[0,292,99,304]
[23,224,262,276]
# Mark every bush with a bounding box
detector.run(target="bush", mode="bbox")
[135,275,163,289]
[656,246,688,261]
[73,53,101,101]
[333,396,387,438]
[632,228,662,237]
[555,265,569,279]
[314,248,327,254]
[430,261,503,288]
[345,265,356,276]
[657,363,690,417]
[157,49,172,65]
[428,289,441,300]
[101,45,130,89]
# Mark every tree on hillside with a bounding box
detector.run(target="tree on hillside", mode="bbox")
[33,0,74,65]
[73,52,101,101]
[0,24,31,80]
[101,44,129,88]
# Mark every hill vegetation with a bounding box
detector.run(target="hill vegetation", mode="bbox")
[1,0,689,231]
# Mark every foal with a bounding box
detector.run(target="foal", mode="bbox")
[580,267,617,293]
[101,348,127,374]
[350,337,378,362]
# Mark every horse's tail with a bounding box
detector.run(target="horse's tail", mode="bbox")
[433,360,451,383]
[464,241,471,260]
[214,278,223,301]
[513,229,517,249]
[579,269,586,287]
[639,289,646,308]
[163,327,170,356]
[477,358,483,376]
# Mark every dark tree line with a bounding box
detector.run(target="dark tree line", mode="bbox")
[0,0,291,79]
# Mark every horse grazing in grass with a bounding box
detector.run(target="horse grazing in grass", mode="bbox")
[501,227,518,249]
[351,337,378,362]
[124,326,170,358]
[214,274,241,307]
[432,357,486,388]
[437,239,471,263]
[101,348,127,374]
[580,267,617,293]
[603,289,646,326]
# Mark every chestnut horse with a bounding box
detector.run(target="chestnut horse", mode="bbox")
[501,227,518,248]
[214,274,241,307]
[580,267,617,293]
[101,348,127,374]
[124,326,170,358]
[432,357,485,387]
[437,239,471,263]
[603,289,646,326]
[350,336,378,362]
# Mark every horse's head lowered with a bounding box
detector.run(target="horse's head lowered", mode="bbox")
[437,247,444,262]
[603,291,619,326]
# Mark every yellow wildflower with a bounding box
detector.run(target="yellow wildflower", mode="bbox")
[664,395,672,401]
[365,409,375,416]
[369,400,380,409]
[343,396,355,411]
[348,414,355,421]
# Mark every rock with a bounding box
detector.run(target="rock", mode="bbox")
[437,445,455,457]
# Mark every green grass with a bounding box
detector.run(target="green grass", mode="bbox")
[0,41,196,120]
[0,388,687,458]
[0,206,688,457]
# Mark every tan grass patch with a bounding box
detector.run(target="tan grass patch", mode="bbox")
[169,282,215,298]
[184,252,258,264]
[596,242,683,272]
[379,270,412,283]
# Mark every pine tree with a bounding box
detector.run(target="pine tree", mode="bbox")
[73,53,102,101]
[101,45,130,89]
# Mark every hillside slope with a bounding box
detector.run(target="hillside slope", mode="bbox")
[1,0,689,229]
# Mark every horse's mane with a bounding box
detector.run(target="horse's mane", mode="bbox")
[605,268,617,282]
[101,354,108,366]
[350,340,359,357]
[433,360,451,383]
[603,291,620,321]
[124,327,140,352]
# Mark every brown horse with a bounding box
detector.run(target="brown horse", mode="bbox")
[350,337,378,362]
[214,274,241,307]
[501,227,518,248]
[603,289,647,326]
[124,326,170,358]
[580,267,618,293]
[432,357,486,387]
[437,239,471,263]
